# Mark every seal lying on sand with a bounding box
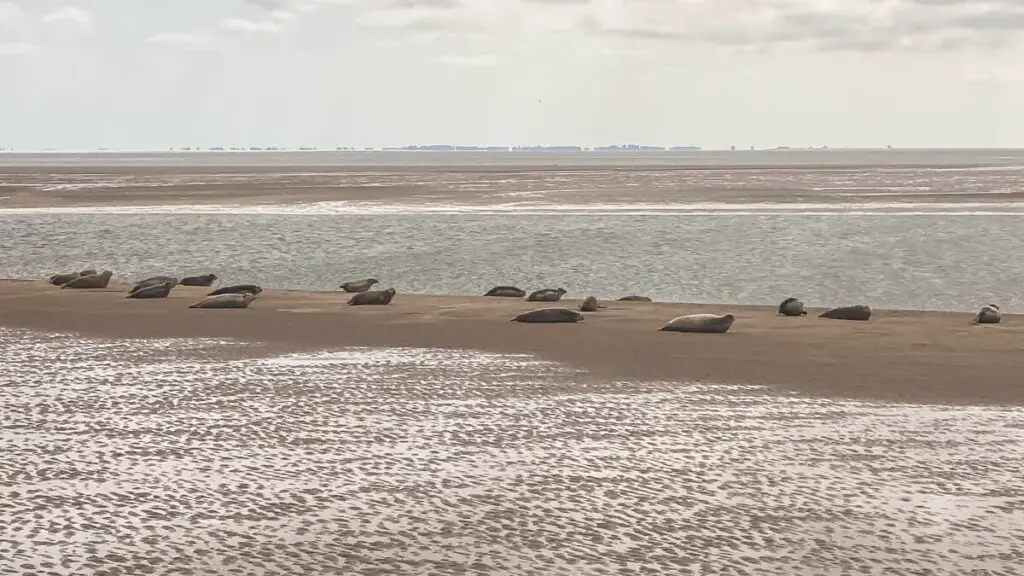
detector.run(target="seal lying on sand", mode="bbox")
[974,304,1001,324]
[131,276,178,294]
[49,269,97,285]
[180,274,218,287]
[660,314,734,334]
[348,287,396,306]
[208,284,263,296]
[819,304,872,321]
[618,295,652,302]
[527,288,567,302]
[579,296,600,312]
[127,281,174,299]
[485,286,527,298]
[189,293,256,309]
[778,297,808,317]
[340,278,379,293]
[61,271,113,289]
[512,307,584,323]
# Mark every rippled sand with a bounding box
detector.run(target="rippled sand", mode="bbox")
[2,327,1022,575]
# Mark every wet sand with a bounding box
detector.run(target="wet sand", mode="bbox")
[3,163,1022,208]
[1,279,1020,405]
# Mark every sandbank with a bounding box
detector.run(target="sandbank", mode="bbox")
[0,280,1020,406]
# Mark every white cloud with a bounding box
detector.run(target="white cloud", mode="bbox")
[0,1,26,28]
[438,53,500,67]
[41,6,93,26]
[0,41,36,55]
[147,33,216,50]
[220,18,282,34]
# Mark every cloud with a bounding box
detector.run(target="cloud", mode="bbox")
[0,1,26,28]
[41,6,93,26]
[0,41,35,55]
[147,33,216,50]
[220,18,282,34]
[438,53,500,67]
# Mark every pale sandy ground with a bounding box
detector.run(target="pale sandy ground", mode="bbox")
[1,164,1018,207]
[1,279,1021,405]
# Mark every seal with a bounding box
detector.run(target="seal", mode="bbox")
[484,286,527,298]
[180,274,218,287]
[660,313,734,334]
[340,278,379,293]
[777,297,807,317]
[526,288,567,302]
[348,287,396,306]
[618,295,652,302]
[819,304,872,321]
[127,281,174,299]
[60,270,114,289]
[579,296,599,312]
[188,293,256,309]
[208,284,263,296]
[131,276,179,294]
[512,307,585,323]
[974,304,1001,324]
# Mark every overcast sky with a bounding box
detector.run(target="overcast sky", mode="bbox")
[1,0,1023,150]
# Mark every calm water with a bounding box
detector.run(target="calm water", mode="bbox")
[2,327,1022,575]
[0,213,1020,312]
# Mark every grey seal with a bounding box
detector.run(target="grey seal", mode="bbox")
[618,295,652,302]
[819,304,872,321]
[485,286,527,298]
[526,288,567,302]
[974,304,1001,324]
[49,269,97,286]
[340,278,379,293]
[61,271,114,289]
[777,297,807,317]
[660,313,734,334]
[180,274,218,287]
[348,287,396,306]
[131,276,179,294]
[127,281,174,299]
[208,284,263,296]
[512,307,584,323]
[579,296,599,312]
[189,293,256,309]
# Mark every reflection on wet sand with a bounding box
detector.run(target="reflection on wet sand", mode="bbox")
[1,328,1022,575]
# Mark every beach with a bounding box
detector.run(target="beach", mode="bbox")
[1,279,1020,405]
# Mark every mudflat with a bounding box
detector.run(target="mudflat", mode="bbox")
[1,279,1019,405]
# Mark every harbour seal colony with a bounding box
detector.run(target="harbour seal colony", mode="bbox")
[512,307,585,323]
[777,297,808,317]
[49,270,92,286]
[180,273,218,287]
[127,281,174,299]
[579,296,600,312]
[660,314,735,334]
[60,270,114,289]
[348,287,396,306]
[819,304,872,321]
[340,278,379,293]
[974,304,1001,324]
[484,286,527,298]
[618,295,652,302]
[526,288,567,302]
[188,293,256,309]
[208,284,263,296]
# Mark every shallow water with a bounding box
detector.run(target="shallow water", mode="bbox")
[1,328,1022,575]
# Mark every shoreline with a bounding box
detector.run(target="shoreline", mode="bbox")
[1,279,1020,406]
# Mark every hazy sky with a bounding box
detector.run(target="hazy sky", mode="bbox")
[1,0,1023,150]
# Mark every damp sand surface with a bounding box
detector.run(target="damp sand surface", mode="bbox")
[1,280,1022,405]
[2,326,1024,575]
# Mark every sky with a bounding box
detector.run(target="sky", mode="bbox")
[1,0,1024,150]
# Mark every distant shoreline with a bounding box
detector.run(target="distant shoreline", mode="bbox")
[1,279,1020,406]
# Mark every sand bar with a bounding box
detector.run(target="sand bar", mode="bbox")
[1,279,1020,405]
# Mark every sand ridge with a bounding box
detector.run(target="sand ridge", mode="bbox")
[0,280,1021,405]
